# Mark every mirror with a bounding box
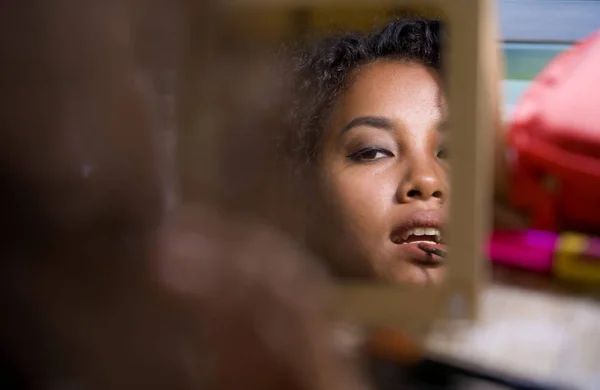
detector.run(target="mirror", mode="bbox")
[177,0,498,329]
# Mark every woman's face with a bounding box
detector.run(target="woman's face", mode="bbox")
[317,60,448,284]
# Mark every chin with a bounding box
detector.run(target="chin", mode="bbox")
[387,265,445,285]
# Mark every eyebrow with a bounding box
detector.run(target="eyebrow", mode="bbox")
[341,116,394,134]
[341,115,448,134]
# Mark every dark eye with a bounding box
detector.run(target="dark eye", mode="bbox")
[436,147,448,160]
[348,147,393,162]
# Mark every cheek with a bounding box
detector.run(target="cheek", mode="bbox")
[434,161,449,181]
[321,167,397,229]
[437,164,451,197]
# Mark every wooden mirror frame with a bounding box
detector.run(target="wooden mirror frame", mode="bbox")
[177,0,499,329]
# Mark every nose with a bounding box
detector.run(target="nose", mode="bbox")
[397,160,446,204]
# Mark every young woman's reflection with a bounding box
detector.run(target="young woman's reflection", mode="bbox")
[283,19,448,284]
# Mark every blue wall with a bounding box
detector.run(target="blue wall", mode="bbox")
[499,0,600,43]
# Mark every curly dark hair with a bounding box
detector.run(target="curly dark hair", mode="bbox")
[283,18,443,173]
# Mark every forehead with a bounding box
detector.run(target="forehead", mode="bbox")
[331,60,446,124]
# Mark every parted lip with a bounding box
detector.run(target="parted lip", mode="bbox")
[390,209,445,244]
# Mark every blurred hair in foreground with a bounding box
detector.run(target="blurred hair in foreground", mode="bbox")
[0,1,368,389]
